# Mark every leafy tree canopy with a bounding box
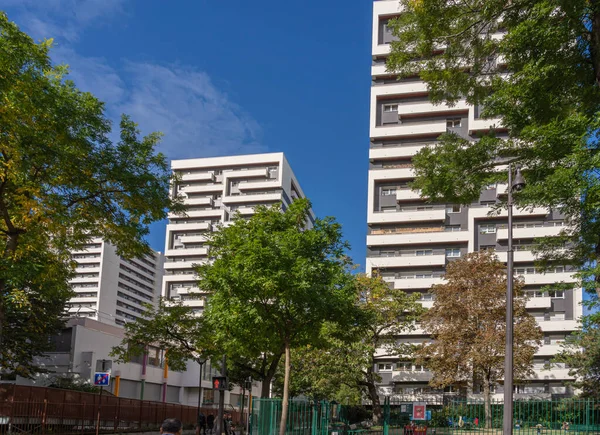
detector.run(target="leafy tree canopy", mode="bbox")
[417,252,542,427]
[387,0,600,296]
[197,199,357,435]
[0,13,181,376]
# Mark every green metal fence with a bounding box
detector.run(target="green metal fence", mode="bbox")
[250,398,600,435]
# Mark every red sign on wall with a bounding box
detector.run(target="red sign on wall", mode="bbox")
[413,403,426,420]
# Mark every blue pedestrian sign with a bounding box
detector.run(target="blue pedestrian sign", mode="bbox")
[94,372,110,387]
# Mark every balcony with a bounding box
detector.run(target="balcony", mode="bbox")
[181,172,215,182]
[368,229,469,246]
[396,188,424,202]
[469,206,548,220]
[371,81,429,96]
[231,207,257,216]
[370,167,415,181]
[179,234,208,244]
[497,225,564,240]
[372,209,446,224]
[183,299,205,308]
[222,193,282,204]
[369,145,426,160]
[393,277,445,290]
[238,180,281,191]
[372,120,447,139]
[169,209,223,219]
[496,251,537,263]
[164,262,197,270]
[535,344,563,356]
[368,254,446,269]
[165,247,209,257]
[392,371,433,383]
[522,272,576,285]
[175,286,201,295]
[183,197,214,207]
[538,320,579,332]
[180,184,223,194]
[398,101,469,118]
[529,368,572,380]
[224,168,269,179]
[417,300,435,309]
[167,222,212,232]
[525,297,552,309]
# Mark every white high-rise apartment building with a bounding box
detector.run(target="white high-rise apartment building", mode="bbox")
[163,152,310,309]
[68,238,164,326]
[367,0,582,400]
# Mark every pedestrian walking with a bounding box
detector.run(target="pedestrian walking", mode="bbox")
[207,413,215,434]
[196,411,207,435]
[160,418,183,435]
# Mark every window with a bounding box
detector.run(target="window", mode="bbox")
[416,249,433,256]
[396,362,411,371]
[446,118,461,128]
[421,292,434,300]
[378,363,393,371]
[384,104,399,113]
[480,201,496,207]
[549,290,565,298]
[381,206,397,213]
[554,266,565,273]
[446,204,461,213]
[550,221,565,227]
[382,188,397,196]
[480,224,497,234]
[445,225,461,232]
[446,248,461,258]
[381,251,395,257]
[416,206,433,211]
[480,245,496,251]
[416,273,433,279]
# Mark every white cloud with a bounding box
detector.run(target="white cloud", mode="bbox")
[4,0,126,42]
[4,0,266,160]
[117,63,265,159]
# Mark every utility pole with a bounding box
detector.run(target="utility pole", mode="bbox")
[215,356,227,435]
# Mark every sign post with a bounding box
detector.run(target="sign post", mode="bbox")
[93,359,110,435]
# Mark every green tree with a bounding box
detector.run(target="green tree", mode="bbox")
[556,309,600,399]
[111,300,209,371]
[197,199,356,435]
[283,274,423,424]
[386,0,600,297]
[416,252,542,428]
[0,13,180,377]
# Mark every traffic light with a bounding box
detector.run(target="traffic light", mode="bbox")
[212,376,227,391]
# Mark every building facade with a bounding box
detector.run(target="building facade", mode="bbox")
[67,238,164,326]
[163,152,310,310]
[367,0,582,401]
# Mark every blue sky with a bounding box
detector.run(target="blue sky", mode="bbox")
[3,0,373,268]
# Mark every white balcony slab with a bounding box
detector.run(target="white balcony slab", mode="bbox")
[417,300,435,309]
[538,320,579,332]
[181,172,215,182]
[165,247,209,257]
[179,235,208,244]
[372,121,447,139]
[371,209,446,224]
[368,230,469,246]
[222,193,282,204]
[368,255,446,269]
[525,297,553,309]
[167,222,212,232]
[496,251,537,263]
[535,344,563,356]
[238,180,282,191]
[180,184,223,194]
[522,272,576,285]
[223,168,269,179]
[370,167,415,181]
[369,145,427,160]
[182,197,214,206]
[164,262,197,270]
[169,209,224,219]
[393,277,445,290]
[497,226,564,240]
[371,81,429,96]
[396,189,424,202]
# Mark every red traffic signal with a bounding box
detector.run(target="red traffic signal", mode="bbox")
[212,376,227,391]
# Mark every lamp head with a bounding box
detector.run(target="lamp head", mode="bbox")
[512,166,526,192]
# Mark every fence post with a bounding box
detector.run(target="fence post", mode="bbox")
[383,396,389,435]
[41,399,48,435]
[114,397,120,431]
[139,401,143,430]
[311,401,318,435]
[81,402,86,435]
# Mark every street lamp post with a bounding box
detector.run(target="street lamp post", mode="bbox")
[503,164,525,435]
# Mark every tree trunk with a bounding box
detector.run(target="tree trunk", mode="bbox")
[278,341,291,435]
[483,378,492,429]
[367,382,382,424]
[260,354,283,398]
